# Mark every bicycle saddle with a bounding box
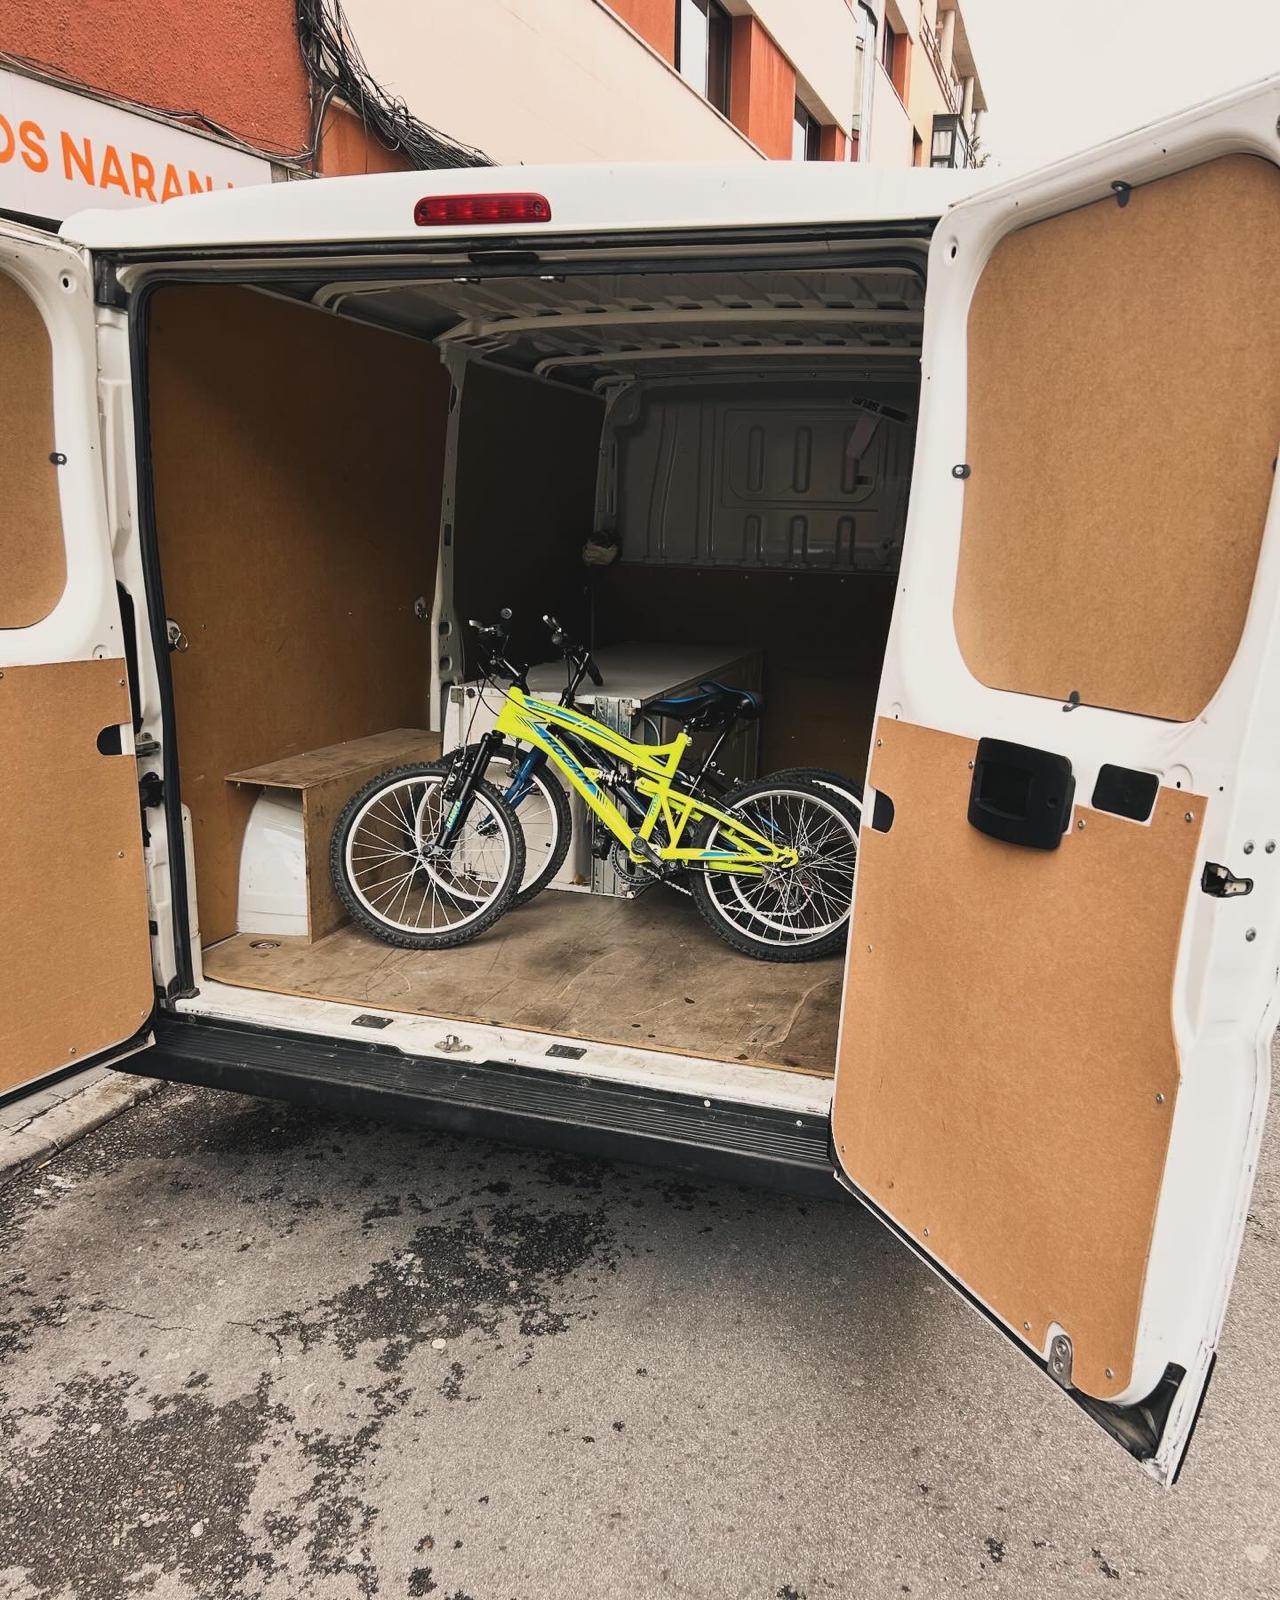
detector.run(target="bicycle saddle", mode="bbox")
[646,680,762,730]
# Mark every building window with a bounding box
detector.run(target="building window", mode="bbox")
[880,23,898,78]
[930,113,972,168]
[793,100,821,161]
[881,20,909,101]
[677,0,732,115]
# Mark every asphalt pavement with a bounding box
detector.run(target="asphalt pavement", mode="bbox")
[1,1056,1277,1600]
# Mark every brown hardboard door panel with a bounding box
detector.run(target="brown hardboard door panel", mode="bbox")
[833,718,1203,1401]
[954,153,1280,722]
[0,660,153,1091]
[0,270,66,628]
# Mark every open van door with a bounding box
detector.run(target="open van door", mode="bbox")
[0,220,154,1095]
[833,77,1280,1484]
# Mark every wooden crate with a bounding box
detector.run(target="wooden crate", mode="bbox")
[228,728,442,942]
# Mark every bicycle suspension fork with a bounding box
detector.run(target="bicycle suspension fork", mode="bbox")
[433,729,504,852]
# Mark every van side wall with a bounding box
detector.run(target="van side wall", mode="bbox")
[147,284,450,944]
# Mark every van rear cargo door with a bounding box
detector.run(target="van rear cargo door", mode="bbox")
[0,220,154,1095]
[831,77,1280,1484]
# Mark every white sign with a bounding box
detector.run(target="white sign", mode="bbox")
[0,67,274,221]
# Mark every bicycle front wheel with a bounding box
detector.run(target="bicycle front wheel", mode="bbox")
[688,775,860,963]
[331,764,525,950]
[427,741,572,907]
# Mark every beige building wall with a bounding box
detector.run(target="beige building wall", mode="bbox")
[340,0,763,164]
[339,0,981,172]
[868,60,915,165]
[747,0,860,130]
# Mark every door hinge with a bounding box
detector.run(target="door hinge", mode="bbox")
[139,772,164,809]
[1048,1332,1074,1390]
[1201,861,1253,898]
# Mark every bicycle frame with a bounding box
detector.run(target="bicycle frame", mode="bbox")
[493,687,798,876]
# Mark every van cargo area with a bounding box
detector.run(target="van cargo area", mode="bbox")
[145,244,924,1084]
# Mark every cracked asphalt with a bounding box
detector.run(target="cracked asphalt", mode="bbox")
[1,1066,1278,1600]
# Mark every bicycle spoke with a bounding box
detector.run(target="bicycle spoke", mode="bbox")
[707,787,858,946]
[345,775,512,935]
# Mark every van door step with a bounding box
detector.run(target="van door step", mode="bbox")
[142,1013,841,1199]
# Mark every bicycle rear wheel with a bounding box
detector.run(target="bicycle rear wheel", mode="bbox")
[688,774,860,962]
[331,764,525,950]
[766,766,863,822]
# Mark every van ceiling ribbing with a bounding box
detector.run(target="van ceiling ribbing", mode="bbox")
[320,264,926,388]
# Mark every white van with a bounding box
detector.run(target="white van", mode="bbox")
[3,75,1277,1486]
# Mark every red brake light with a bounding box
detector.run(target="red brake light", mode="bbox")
[414,192,552,226]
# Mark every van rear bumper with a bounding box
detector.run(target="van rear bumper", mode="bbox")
[140,1013,841,1199]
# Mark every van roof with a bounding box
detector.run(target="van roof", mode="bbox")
[59,161,990,252]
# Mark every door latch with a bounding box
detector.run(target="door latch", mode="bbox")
[1201,862,1253,899]
[968,738,1075,850]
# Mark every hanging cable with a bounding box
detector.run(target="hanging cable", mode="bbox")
[295,0,492,170]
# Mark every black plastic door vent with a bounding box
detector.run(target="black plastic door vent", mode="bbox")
[1091,764,1159,822]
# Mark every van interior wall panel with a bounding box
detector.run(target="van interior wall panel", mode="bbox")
[0,660,153,1090]
[596,568,893,775]
[613,382,916,576]
[148,285,450,945]
[0,270,65,628]
[833,717,1204,1402]
[955,153,1280,723]
[452,363,605,668]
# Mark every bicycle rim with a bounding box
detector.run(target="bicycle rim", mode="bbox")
[344,774,513,935]
[487,752,562,896]
[706,788,858,945]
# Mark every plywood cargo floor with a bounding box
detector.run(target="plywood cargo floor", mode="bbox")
[202,888,842,1077]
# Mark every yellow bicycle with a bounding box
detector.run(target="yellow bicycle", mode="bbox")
[332,612,861,959]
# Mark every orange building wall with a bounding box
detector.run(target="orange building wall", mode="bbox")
[317,105,413,176]
[607,0,676,63]
[728,17,794,160]
[0,0,312,156]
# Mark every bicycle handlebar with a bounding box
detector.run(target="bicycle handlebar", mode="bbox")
[468,606,512,645]
[542,614,604,689]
